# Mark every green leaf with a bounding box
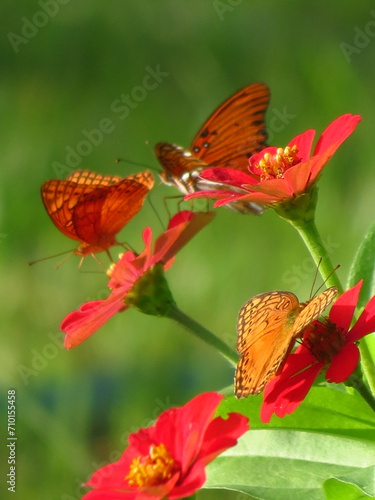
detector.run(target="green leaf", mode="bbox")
[347,221,375,307]
[218,387,375,440]
[346,221,375,395]
[323,466,375,499]
[204,388,375,500]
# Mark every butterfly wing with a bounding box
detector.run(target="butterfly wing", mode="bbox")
[72,172,154,252]
[127,170,155,190]
[156,83,270,195]
[190,82,270,172]
[291,287,338,337]
[155,143,206,180]
[235,291,300,397]
[42,170,154,255]
[66,169,124,186]
[41,179,98,243]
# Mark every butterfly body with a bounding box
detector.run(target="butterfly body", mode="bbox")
[155,82,270,215]
[41,169,154,257]
[235,287,338,397]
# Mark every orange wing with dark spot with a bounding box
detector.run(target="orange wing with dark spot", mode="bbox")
[190,82,270,171]
[155,82,270,183]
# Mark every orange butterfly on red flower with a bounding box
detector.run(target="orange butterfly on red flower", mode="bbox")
[41,169,154,258]
[155,82,270,214]
[235,287,338,397]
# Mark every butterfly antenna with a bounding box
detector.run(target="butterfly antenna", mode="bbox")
[310,259,341,297]
[309,257,322,298]
[147,194,165,230]
[28,248,74,266]
[115,157,159,173]
[55,252,74,269]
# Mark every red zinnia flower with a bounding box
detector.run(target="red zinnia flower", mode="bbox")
[61,211,215,349]
[261,281,375,422]
[185,114,361,207]
[81,392,249,500]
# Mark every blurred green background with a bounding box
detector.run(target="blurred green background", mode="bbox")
[1,1,375,498]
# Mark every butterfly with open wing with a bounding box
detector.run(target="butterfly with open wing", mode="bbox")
[235,287,338,397]
[155,82,270,214]
[41,169,154,259]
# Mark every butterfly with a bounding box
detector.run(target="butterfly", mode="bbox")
[235,287,338,397]
[41,169,154,258]
[155,82,270,214]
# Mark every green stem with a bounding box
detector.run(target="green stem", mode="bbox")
[274,189,343,292]
[347,372,375,412]
[288,217,343,293]
[359,340,375,396]
[165,304,238,366]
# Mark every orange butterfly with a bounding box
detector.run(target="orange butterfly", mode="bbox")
[155,82,270,214]
[41,169,154,258]
[235,287,338,397]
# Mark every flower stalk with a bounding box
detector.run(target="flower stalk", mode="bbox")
[165,304,238,366]
[358,339,375,397]
[274,187,343,293]
[346,370,375,412]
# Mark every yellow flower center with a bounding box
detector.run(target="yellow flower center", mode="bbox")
[255,145,300,180]
[305,319,346,364]
[126,443,178,488]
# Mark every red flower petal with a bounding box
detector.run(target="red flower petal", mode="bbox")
[244,178,293,198]
[329,281,362,330]
[200,167,258,186]
[82,490,137,499]
[198,412,248,464]
[302,149,334,186]
[261,348,322,422]
[185,189,238,201]
[167,210,194,228]
[348,293,375,342]
[288,129,315,161]
[325,343,360,383]
[62,295,128,349]
[153,211,215,266]
[313,114,361,156]
[158,392,223,471]
[283,159,312,194]
[213,191,279,206]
